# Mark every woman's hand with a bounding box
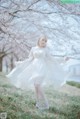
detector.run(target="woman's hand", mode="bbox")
[15,61,23,66]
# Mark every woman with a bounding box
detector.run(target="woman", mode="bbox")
[6,36,69,110]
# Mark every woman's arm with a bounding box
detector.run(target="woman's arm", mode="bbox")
[14,47,34,66]
[46,48,70,64]
[53,56,70,64]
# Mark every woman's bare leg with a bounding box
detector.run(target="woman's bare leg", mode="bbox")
[34,83,49,109]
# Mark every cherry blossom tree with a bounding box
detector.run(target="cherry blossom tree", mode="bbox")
[0,0,80,72]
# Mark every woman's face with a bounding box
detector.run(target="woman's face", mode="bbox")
[39,37,47,47]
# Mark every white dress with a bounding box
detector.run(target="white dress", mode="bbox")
[6,46,67,90]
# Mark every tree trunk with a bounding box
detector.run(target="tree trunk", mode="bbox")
[0,57,3,71]
[10,55,14,70]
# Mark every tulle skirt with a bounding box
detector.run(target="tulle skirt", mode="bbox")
[6,58,67,90]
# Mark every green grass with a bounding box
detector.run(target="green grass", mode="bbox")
[0,72,80,119]
[67,81,80,88]
[61,0,80,3]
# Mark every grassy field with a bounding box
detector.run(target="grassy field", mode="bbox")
[67,81,80,88]
[0,72,80,119]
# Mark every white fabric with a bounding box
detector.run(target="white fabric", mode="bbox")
[6,46,67,90]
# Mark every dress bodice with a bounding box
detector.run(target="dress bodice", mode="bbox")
[33,47,46,59]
